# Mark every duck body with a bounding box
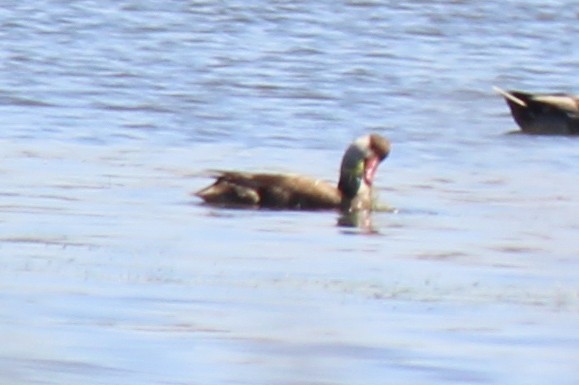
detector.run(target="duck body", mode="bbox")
[195,171,342,210]
[195,134,390,212]
[494,86,579,135]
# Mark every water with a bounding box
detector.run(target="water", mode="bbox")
[1,1,579,384]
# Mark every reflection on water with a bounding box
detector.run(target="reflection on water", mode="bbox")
[337,210,376,233]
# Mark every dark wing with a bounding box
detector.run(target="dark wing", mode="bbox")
[531,94,579,116]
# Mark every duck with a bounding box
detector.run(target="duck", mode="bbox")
[494,86,579,135]
[195,133,391,212]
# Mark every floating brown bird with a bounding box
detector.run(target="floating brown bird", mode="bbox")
[195,133,390,212]
[494,86,579,135]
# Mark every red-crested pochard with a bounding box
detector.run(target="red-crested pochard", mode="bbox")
[195,133,391,212]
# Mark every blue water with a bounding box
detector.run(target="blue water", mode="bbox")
[1,1,579,384]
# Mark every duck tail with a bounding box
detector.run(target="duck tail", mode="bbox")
[493,86,527,107]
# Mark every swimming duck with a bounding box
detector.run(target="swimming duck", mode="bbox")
[195,133,390,212]
[494,86,579,135]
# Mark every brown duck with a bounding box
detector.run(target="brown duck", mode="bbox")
[494,86,579,135]
[195,133,391,211]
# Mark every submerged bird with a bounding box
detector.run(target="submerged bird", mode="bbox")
[195,133,390,212]
[494,86,579,135]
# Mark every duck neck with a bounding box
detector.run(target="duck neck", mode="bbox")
[340,182,373,212]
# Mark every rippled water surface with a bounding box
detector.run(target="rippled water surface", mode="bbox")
[2,1,579,384]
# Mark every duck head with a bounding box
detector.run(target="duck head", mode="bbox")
[337,134,390,204]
